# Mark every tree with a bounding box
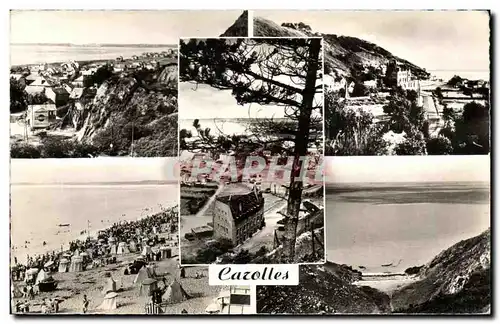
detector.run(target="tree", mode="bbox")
[27,92,49,105]
[447,75,464,88]
[10,78,28,113]
[452,101,489,154]
[325,91,387,155]
[179,38,322,262]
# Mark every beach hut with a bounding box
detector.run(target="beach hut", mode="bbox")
[139,278,157,297]
[102,277,116,295]
[162,279,190,304]
[133,266,155,285]
[98,292,118,311]
[69,256,83,272]
[58,258,70,273]
[117,242,129,255]
[109,243,117,255]
[129,240,137,253]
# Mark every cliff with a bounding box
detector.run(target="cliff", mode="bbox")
[220,11,249,37]
[70,64,178,157]
[253,16,430,82]
[392,228,491,314]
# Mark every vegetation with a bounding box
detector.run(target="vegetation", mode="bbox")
[11,137,99,158]
[10,78,27,113]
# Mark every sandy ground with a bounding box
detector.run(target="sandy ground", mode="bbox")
[11,238,225,315]
[353,275,419,295]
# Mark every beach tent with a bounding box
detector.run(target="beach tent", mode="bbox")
[35,269,49,285]
[133,266,155,285]
[58,258,70,273]
[102,277,116,295]
[139,278,157,296]
[162,279,190,304]
[117,242,129,255]
[69,256,83,272]
[129,241,137,253]
[98,292,118,311]
[109,244,117,255]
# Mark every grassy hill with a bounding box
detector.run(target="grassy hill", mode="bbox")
[254,16,430,82]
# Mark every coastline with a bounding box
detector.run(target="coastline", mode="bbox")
[11,201,178,265]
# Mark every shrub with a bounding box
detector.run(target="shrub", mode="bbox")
[426,136,453,155]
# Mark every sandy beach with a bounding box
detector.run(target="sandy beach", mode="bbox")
[11,218,227,315]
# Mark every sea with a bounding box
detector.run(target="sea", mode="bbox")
[325,181,490,274]
[10,183,178,264]
[10,44,175,66]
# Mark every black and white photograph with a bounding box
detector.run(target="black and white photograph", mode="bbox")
[178,37,325,265]
[9,158,254,315]
[254,10,490,156]
[9,10,248,158]
[257,155,490,314]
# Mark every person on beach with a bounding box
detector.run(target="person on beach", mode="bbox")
[82,295,89,314]
[180,267,186,279]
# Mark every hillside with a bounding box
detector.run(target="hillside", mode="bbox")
[220,11,249,37]
[257,262,391,314]
[392,228,491,314]
[253,16,430,82]
[65,64,178,157]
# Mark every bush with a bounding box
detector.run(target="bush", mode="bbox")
[11,143,42,158]
[426,136,453,155]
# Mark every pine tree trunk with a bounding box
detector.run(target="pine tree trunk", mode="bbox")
[281,38,322,263]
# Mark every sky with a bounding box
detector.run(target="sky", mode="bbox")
[10,158,177,184]
[179,82,288,120]
[10,10,243,45]
[326,155,490,183]
[255,10,490,75]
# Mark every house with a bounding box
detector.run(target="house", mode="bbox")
[396,67,420,91]
[113,64,125,73]
[45,87,69,107]
[72,75,85,87]
[212,185,265,246]
[363,80,378,89]
[26,104,57,130]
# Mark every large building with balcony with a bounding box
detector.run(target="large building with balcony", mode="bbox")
[212,184,265,246]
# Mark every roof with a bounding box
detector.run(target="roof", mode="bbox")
[30,76,52,87]
[51,87,68,95]
[192,225,213,234]
[70,87,84,99]
[216,186,264,222]
[25,85,45,94]
[28,104,57,112]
